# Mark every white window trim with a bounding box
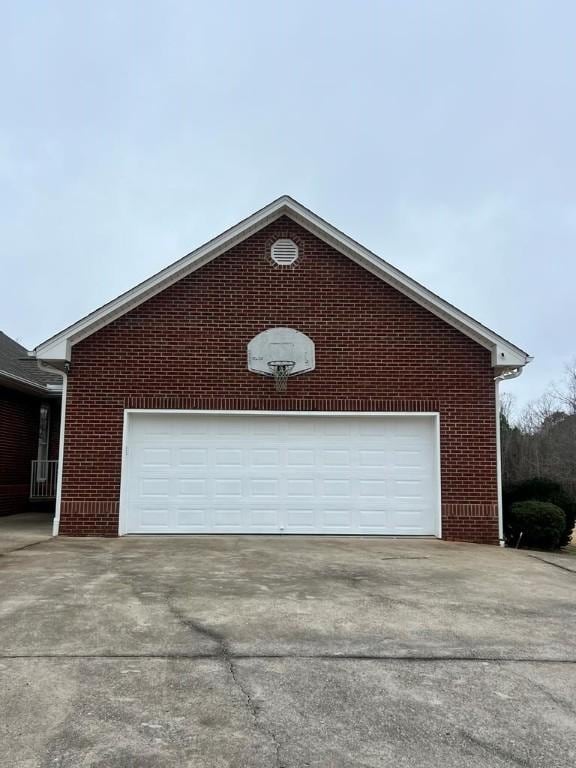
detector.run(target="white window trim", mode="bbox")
[36,403,51,481]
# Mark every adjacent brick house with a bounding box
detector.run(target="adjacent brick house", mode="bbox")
[0,332,62,516]
[33,197,530,543]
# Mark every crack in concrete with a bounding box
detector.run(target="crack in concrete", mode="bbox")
[459,730,530,767]
[507,665,576,716]
[528,555,576,575]
[115,563,287,767]
[165,596,226,647]
[228,658,284,768]
[0,538,52,559]
[163,592,285,767]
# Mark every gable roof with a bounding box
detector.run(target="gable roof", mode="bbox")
[0,331,62,393]
[33,196,531,371]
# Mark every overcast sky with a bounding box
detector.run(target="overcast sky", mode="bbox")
[1,1,574,409]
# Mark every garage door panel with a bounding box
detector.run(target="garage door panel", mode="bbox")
[359,479,389,497]
[213,449,243,466]
[176,507,209,532]
[392,479,428,498]
[322,509,354,527]
[140,478,171,497]
[179,448,208,466]
[394,450,424,467]
[250,478,280,496]
[179,478,208,496]
[213,478,243,496]
[139,508,171,528]
[357,513,390,530]
[212,509,244,527]
[323,479,352,496]
[322,449,351,467]
[286,478,315,496]
[285,509,316,527]
[358,450,388,467]
[250,449,281,467]
[174,420,208,435]
[212,420,246,436]
[286,449,315,466]
[393,469,431,483]
[123,414,438,535]
[139,448,171,469]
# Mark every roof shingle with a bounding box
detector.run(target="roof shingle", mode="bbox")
[0,332,61,389]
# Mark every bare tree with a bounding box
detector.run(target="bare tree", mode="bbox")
[500,360,576,496]
[552,359,576,415]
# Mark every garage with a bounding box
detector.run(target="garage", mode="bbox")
[120,412,440,536]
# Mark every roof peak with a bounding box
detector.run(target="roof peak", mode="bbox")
[33,197,530,371]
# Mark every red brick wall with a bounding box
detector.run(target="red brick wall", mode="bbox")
[0,387,38,516]
[0,388,60,516]
[60,216,498,542]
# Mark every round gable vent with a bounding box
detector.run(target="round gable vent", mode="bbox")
[271,238,299,266]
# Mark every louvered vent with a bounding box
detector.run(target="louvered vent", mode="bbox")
[271,239,299,266]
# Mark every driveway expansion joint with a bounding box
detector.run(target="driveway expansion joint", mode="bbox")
[1,653,575,663]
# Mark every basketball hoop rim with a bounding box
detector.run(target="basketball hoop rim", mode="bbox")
[267,360,296,371]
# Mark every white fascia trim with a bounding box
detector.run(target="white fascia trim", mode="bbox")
[34,196,530,368]
[0,368,53,394]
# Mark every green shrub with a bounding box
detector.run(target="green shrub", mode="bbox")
[503,477,576,548]
[506,501,566,550]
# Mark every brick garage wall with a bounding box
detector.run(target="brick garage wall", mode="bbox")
[60,216,498,542]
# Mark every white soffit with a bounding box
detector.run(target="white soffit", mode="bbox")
[34,196,530,368]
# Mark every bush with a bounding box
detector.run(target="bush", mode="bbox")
[503,477,576,548]
[506,501,566,550]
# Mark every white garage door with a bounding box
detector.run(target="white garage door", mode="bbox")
[121,413,439,536]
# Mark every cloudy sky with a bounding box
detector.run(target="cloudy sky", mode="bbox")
[1,1,574,409]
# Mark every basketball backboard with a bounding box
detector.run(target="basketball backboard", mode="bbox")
[247,328,315,377]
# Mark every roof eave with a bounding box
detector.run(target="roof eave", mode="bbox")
[0,369,62,396]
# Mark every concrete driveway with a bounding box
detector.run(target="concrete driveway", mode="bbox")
[1,523,575,767]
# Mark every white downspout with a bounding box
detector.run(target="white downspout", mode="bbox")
[495,378,505,546]
[36,360,68,537]
[494,367,522,547]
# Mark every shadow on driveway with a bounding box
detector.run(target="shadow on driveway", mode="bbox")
[0,511,53,555]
